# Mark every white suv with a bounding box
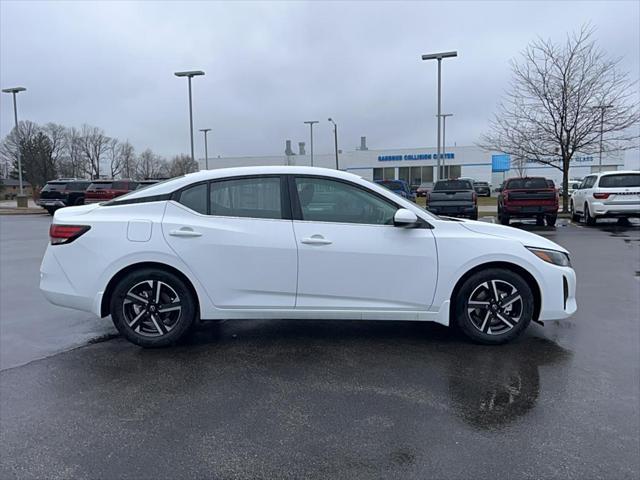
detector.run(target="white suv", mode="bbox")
[570,171,640,224]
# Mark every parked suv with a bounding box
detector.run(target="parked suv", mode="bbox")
[37,179,91,215]
[498,177,558,226]
[473,181,491,197]
[84,179,139,204]
[570,171,640,225]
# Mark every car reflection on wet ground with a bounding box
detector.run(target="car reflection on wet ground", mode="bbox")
[0,216,638,479]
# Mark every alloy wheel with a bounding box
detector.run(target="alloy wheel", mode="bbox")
[122,280,182,337]
[466,279,523,335]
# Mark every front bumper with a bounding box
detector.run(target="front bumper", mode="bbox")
[37,199,66,208]
[538,264,577,321]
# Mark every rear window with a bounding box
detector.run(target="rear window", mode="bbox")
[434,180,473,190]
[88,182,112,190]
[598,174,640,188]
[474,182,489,186]
[42,182,67,192]
[505,178,549,189]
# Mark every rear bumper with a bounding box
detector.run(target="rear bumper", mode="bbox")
[504,205,558,217]
[39,247,95,314]
[591,202,640,218]
[428,205,477,216]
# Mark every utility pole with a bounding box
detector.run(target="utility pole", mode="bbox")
[303,120,319,166]
[328,118,339,169]
[174,70,205,163]
[2,86,27,207]
[421,51,457,181]
[200,128,211,170]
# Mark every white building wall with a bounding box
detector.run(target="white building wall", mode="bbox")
[200,144,629,186]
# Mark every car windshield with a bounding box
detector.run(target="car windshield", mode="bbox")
[506,178,548,189]
[434,180,473,190]
[599,173,640,188]
[41,182,67,192]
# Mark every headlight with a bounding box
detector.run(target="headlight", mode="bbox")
[526,247,571,267]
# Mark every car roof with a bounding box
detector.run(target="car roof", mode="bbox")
[118,166,365,200]
[595,170,639,177]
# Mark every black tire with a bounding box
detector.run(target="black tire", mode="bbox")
[74,197,84,206]
[545,215,557,227]
[500,213,510,225]
[570,202,580,222]
[536,215,544,226]
[454,268,534,345]
[584,203,596,226]
[470,209,478,221]
[45,207,56,216]
[110,268,197,347]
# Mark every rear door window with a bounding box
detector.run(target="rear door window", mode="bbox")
[88,182,112,190]
[210,177,283,219]
[598,174,640,188]
[42,182,67,192]
[178,183,208,214]
[435,180,473,190]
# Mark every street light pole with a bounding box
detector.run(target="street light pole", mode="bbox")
[328,118,339,169]
[2,86,27,202]
[421,51,457,182]
[174,70,205,164]
[592,105,613,173]
[438,113,453,177]
[200,128,211,170]
[303,120,319,166]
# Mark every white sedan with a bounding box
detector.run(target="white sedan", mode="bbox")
[40,166,577,347]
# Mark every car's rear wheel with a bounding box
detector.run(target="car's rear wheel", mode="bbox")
[110,268,197,347]
[470,208,478,221]
[545,215,557,227]
[536,215,545,226]
[454,269,534,345]
[584,203,596,226]
[45,207,56,215]
[498,208,510,225]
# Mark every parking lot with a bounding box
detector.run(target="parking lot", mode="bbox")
[1,213,639,479]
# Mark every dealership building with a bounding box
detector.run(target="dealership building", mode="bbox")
[199,137,634,187]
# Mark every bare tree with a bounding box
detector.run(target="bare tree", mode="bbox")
[118,141,136,179]
[78,125,111,179]
[480,25,639,211]
[58,127,85,178]
[42,123,67,174]
[136,148,168,180]
[168,154,199,177]
[106,138,123,178]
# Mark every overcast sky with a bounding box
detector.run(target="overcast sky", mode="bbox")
[1,0,638,159]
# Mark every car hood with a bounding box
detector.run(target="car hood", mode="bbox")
[458,220,568,253]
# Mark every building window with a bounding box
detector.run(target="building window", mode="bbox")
[421,166,433,183]
[373,168,383,181]
[442,165,461,179]
[398,167,410,184]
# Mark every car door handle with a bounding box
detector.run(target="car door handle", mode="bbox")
[301,235,332,246]
[169,227,202,238]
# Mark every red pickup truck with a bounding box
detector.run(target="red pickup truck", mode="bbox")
[497,177,559,226]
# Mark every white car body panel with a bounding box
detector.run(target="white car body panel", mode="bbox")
[40,166,577,331]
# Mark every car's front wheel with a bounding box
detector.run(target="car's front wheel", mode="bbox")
[454,269,534,345]
[110,268,197,347]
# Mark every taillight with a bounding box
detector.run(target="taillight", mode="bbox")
[593,192,610,199]
[49,224,90,245]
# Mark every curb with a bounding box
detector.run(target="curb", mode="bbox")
[0,208,48,216]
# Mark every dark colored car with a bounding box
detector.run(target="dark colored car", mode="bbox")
[473,181,491,197]
[84,179,139,204]
[427,179,478,219]
[375,179,416,202]
[136,179,162,189]
[37,179,91,215]
[498,177,558,226]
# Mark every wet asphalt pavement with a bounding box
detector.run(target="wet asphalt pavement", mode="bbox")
[0,215,639,479]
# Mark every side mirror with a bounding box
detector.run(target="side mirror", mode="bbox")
[394,208,419,227]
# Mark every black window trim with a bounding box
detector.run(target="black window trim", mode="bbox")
[170,174,291,220]
[287,174,430,228]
